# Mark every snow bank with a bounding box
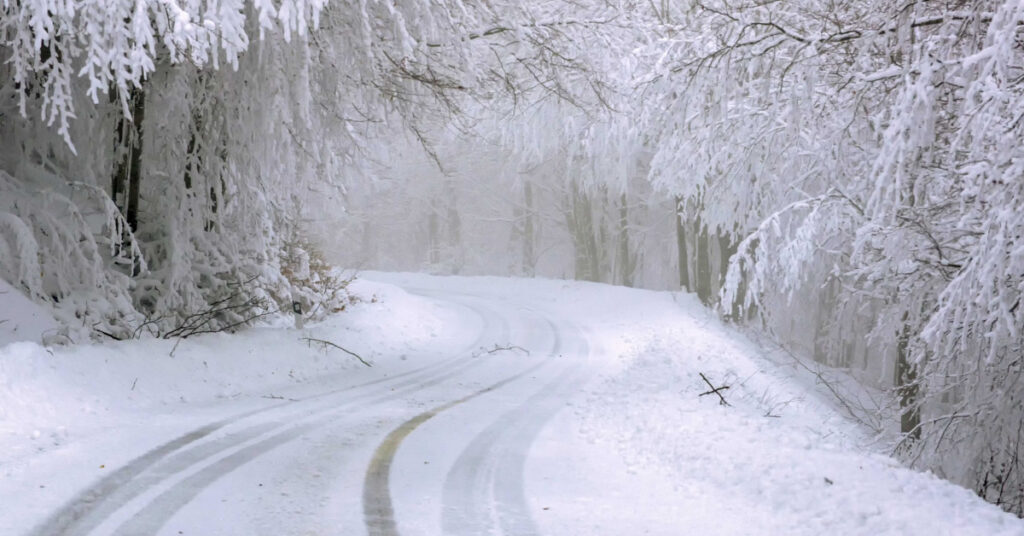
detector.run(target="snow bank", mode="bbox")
[0,278,468,469]
[0,278,60,347]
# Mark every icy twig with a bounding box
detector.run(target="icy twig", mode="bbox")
[474,344,530,357]
[698,372,731,406]
[301,337,371,367]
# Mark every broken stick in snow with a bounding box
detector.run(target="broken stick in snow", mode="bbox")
[698,372,731,406]
[477,344,532,356]
[301,337,372,367]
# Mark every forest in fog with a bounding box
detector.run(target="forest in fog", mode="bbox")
[2,0,1023,516]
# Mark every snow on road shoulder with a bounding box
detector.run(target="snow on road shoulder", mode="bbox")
[371,272,1024,533]
[0,277,470,472]
[508,277,1022,535]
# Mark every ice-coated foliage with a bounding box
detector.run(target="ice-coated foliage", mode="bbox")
[0,0,594,340]
[627,0,1024,514]
[2,1,348,339]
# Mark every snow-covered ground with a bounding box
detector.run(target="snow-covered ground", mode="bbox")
[1,273,1021,535]
[0,278,60,348]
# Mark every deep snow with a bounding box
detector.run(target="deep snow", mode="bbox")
[0,278,60,348]
[0,272,1021,535]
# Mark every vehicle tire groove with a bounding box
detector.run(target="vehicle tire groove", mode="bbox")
[441,319,590,536]
[362,359,552,536]
[33,295,505,536]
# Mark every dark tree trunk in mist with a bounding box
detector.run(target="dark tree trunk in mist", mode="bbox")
[522,181,536,276]
[896,319,921,440]
[428,211,440,265]
[727,238,758,322]
[124,87,145,233]
[695,214,712,305]
[445,178,462,273]
[184,122,197,191]
[617,193,636,287]
[111,84,146,274]
[675,197,690,292]
[814,278,837,365]
[183,103,225,232]
[718,233,735,290]
[107,85,145,274]
[111,89,139,220]
[568,181,601,282]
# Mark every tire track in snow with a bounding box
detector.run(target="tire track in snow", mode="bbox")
[31,294,508,536]
[440,319,589,536]
[440,366,581,536]
[361,360,553,536]
[33,364,441,536]
[362,314,582,536]
[109,359,493,536]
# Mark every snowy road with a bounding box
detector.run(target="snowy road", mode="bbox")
[360,290,592,536]
[3,273,1023,535]
[14,287,599,536]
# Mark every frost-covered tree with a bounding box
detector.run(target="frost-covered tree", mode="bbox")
[0,0,619,339]
[624,0,1024,514]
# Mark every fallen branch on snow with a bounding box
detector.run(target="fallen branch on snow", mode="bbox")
[301,337,372,367]
[94,328,122,341]
[699,372,731,406]
[474,343,530,357]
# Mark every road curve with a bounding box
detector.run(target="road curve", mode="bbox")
[30,292,505,536]
[362,297,593,536]
[25,285,594,536]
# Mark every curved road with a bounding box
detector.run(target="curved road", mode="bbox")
[29,285,594,536]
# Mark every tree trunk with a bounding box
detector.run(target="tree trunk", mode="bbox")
[695,213,712,305]
[445,177,462,274]
[184,126,197,191]
[718,232,735,290]
[726,237,758,322]
[675,197,690,291]
[584,195,601,282]
[111,93,129,213]
[427,210,440,266]
[567,181,600,282]
[110,84,145,275]
[814,278,836,365]
[124,86,146,233]
[522,180,535,276]
[617,192,635,287]
[896,319,921,440]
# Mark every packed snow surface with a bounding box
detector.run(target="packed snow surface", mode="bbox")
[0,278,59,348]
[0,273,1020,535]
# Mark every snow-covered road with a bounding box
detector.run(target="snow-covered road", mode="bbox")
[2,273,1022,535]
